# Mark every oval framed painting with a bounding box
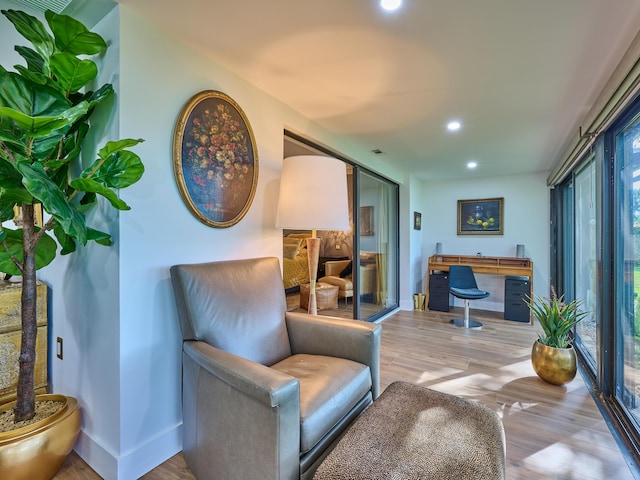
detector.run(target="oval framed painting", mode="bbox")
[173,90,258,228]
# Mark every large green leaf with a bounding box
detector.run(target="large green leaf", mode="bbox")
[0,71,69,114]
[43,123,88,170]
[50,53,98,94]
[0,187,32,205]
[90,149,145,189]
[97,138,144,160]
[0,120,24,152]
[17,161,87,244]
[0,158,22,187]
[70,178,130,210]
[0,202,14,222]
[0,227,57,275]
[14,46,46,74]
[84,83,114,106]
[14,65,48,86]
[87,227,111,246]
[53,224,75,255]
[45,10,106,56]
[0,72,91,137]
[0,104,85,138]
[1,10,54,60]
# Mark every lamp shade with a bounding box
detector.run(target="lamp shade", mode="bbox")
[276,155,350,231]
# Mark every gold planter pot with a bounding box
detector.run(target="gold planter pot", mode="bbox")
[531,340,577,385]
[0,394,81,480]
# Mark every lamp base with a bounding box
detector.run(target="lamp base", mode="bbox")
[306,236,320,315]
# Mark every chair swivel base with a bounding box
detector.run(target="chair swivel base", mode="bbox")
[450,318,483,330]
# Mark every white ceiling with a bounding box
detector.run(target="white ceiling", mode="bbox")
[117,0,640,180]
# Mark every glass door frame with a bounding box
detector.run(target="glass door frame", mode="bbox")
[284,130,400,321]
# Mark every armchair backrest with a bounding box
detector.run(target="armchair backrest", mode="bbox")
[170,257,292,365]
[325,260,351,277]
[448,265,479,290]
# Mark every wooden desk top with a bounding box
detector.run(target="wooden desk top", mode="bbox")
[427,254,533,277]
[426,254,534,323]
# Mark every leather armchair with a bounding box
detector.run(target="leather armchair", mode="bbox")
[320,260,378,305]
[319,259,353,305]
[170,257,381,480]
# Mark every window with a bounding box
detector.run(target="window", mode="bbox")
[551,98,640,473]
[574,155,598,369]
[614,109,640,428]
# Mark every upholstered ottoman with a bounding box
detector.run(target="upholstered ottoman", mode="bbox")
[313,381,506,480]
[300,282,339,310]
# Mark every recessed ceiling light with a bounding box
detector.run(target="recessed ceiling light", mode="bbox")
[467,161,477,169]
[447,121,461,131]
[380,0,402,11]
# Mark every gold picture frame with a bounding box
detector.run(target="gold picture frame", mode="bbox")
[457,197,504,235]
[172,90,259,228]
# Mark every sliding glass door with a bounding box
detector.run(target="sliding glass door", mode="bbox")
[574,155,598,368]
[283,133,399,322]
[551,99,640,470]
[357,170,399,320]
[614,110,640,426]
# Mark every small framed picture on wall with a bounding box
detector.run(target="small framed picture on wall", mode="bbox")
[414,211,422,230]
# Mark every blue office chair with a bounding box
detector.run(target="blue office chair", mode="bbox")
[448,266,489,329]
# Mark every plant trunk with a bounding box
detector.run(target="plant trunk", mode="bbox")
[14,203,37,422]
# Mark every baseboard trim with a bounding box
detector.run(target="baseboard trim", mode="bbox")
[74,423,183,479]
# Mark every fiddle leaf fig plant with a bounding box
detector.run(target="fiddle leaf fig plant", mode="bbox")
[0,9,144,423]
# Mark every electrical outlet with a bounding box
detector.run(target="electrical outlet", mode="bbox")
[56,337,63,360]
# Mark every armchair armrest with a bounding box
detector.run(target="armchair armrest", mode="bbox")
[182,341,301,479]
[285,312,382,398]
[184,341,299,405]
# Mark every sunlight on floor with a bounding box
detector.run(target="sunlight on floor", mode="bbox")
[526,442,605,479]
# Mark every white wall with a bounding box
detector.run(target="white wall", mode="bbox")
[422,172,550,312]
[112,6,406,479]
[0,4,405,478]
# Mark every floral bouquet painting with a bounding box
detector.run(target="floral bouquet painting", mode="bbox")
[173,91,258,227]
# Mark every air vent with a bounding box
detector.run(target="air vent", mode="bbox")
[10,0,73,14]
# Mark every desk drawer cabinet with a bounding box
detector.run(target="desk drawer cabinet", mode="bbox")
[504,276,530,322]
[428,273,450,312]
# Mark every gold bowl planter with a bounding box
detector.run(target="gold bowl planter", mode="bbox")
[0,394,81,480]
[531,340,577,385]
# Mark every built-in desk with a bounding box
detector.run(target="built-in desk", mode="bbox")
[425,254,534,323]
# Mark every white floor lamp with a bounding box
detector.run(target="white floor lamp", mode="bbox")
[276,155,350,315]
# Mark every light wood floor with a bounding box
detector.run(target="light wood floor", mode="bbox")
[55,308,635,479]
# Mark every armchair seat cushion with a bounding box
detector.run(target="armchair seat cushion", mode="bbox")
[272,354,372,453]
[319,276,354,298]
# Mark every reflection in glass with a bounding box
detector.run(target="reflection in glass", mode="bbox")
[616,112,640,427]
[358,171,398,320]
